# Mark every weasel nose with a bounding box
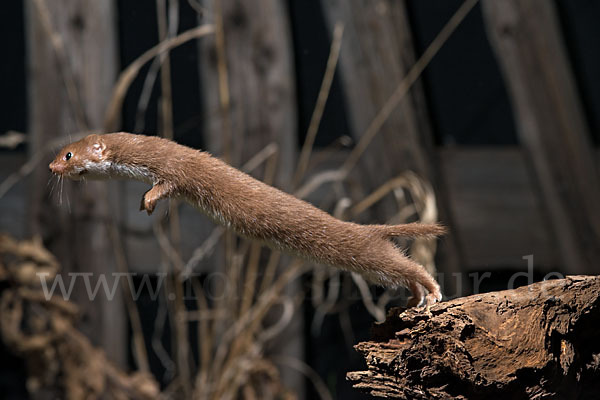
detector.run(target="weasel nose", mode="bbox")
[49,161,61,174]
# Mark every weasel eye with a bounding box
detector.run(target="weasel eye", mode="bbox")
[65,152,72,161]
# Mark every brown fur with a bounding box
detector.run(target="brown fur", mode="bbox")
[49,133,445,306]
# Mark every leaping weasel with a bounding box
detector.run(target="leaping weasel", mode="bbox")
[49,133,445,306]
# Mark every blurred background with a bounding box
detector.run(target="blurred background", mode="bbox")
[0,0,599,399]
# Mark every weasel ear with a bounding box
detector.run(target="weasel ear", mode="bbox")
[92,139,106,156]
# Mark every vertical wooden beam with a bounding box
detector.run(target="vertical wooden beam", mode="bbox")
[198,0,297,186]
[25,0,126,365]
[320,0,464,295]
[321,0,432,194]
[197,0,302,394]
[482,0,600,274]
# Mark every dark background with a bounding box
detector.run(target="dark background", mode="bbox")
[3,1,600,148]
[1,1,599,399]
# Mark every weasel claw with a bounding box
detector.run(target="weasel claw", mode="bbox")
[424,292,441,307]
[406,296,424,308]
[140,196,155,215]
[407,291,442,309]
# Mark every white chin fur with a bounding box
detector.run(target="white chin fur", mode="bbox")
[108,162,155,184]
[81,160,112,180]
[73,161,154,183]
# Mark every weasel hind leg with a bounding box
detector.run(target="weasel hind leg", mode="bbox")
[406,282,426,308]
[390,249,442,308]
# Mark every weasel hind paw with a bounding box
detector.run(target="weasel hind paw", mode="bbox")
[424,292,441,307]
[407,289,442,309]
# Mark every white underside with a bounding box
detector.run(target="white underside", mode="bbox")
[81,160,156,184]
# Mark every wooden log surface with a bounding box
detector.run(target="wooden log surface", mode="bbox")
[348,275,600,399]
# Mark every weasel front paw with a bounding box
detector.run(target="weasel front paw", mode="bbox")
[139,183,171,216]
[140,194,156,215]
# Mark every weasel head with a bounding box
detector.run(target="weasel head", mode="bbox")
[49,134,110,180]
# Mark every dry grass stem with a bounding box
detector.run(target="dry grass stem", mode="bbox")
[154,215,192,396]
[156,0,178,141]
[192,279,211,393]
[151,4,191,394]
[273,355,333,400]
[31,0,89,131]
[213,0,233,163]
[311,271,341,335]
[187,0,208,16]
[293,22,344,187]
[257,251,283,296]
[351,273,386,322]
[108,222,151,373]
[240,147,279,316]
[0,131,27,149]
[0,131,94,199]
[340,0,479,175]
[134,57,163,132]
[103,24,214,131]
[294,170,346,199]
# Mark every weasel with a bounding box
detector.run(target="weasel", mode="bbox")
[49,133,445,306]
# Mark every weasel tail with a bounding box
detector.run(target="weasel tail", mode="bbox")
[375,223,447,239]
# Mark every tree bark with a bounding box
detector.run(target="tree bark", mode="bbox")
[481,0,600,275]
[25,0,125,366]
[348,275,600,399]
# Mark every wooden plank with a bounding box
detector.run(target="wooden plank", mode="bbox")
[197,0,297,183]
[482,0,600,274]
[0,154,28,240]
[196,1,303,396]
[24,0,125,366]
[440,147,557,269]
[320,0,434,209]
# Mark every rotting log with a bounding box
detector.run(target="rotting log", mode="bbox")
[348,276,600,399]
[0,234,159,400]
